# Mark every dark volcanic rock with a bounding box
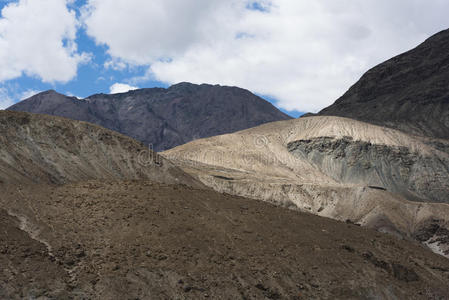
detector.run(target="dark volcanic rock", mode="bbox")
[319,29,449,139]
[8,83,291,151]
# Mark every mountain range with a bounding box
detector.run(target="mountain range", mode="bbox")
[9,30,449,150]
[1,28,449,298]
[8,83,291,151]
[160,29,449,259]
[1,110,449,299]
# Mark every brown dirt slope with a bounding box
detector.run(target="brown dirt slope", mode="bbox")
[1,180,449,299]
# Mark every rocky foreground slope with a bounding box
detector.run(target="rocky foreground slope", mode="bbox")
[163,116,449,257]
[1,180,449,299]
[0,110,200,187]
[7,82,291,151]
[319,29,449,140]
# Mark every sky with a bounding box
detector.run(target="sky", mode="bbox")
[1,0,449,117]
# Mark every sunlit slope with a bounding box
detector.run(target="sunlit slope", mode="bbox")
[163,116,449,256]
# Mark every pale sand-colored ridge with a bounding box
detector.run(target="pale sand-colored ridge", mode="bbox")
[163,116,449,257]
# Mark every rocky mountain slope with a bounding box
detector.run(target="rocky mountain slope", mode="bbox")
[163,116,449,256]
[319,29,449,140]
[2,27,449,298]
[2,111,448,298]
[7,83,291,151]
[2,180,449,299]
[0,110,200,187]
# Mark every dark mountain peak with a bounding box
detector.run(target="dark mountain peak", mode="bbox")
[169,82,245,92]
[167,82,262,103]
[40,89,57,95]
[22,90,81,104]
[169,82,198,89]
[319,28,449,139]
[8,83,291,151]
[13,89,75,110]
[30,89,65,99]
[168,82,208,96]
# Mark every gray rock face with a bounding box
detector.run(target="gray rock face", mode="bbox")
[7,83,291,151]
[287,137,449,203]
[319,29,449,139]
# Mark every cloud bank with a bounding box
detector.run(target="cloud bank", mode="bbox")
[0,0,88,83]
[82,0,449,112]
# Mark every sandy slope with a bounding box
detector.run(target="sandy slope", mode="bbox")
[164,116,445,183]
[163,116,449,257]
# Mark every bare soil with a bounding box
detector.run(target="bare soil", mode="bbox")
[1,180,449,299]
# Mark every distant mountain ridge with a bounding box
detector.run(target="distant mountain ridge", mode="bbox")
[319,29,449,139]
[8,83,291,151]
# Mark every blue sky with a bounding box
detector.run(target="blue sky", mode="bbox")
[1,0,449,116]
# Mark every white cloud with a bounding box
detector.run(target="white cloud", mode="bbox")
[20,89,40,100]
[0,87,14,109]
[109,83,139,94]
[82,0,229,65]
[104,58,128,71]
[83,0,449,112]
[0,0,90,83]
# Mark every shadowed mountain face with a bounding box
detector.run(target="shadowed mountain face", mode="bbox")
[319,29,449,139]
[7,83,291,151]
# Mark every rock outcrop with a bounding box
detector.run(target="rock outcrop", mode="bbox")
[287,136,449,203]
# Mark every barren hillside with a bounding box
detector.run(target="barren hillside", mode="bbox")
[0,111,201,187]
[1,180,449,299]
[163,116,449,257]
